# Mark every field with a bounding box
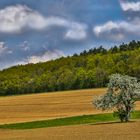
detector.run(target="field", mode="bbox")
[0,121,140,140]
[0,88,108,124]
[0,88,140,140]
[0,88,140,124]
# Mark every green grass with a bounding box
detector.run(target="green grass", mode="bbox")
[0,111,140,130]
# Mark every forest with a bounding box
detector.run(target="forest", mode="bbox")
[0,40,140,96]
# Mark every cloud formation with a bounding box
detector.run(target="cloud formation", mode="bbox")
[0,42,12,55]
[0,42,7,54]
[64,22,87,40]
[93,19,140,40]
[20,41,30,51]
[93,1,140,40]
[120,0,140,12]
[0,1,140,70]
[0,4,87,40]
[27,49,64,64]
[1,49,64,70]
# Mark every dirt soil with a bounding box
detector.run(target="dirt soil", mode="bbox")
[0,121,140,140]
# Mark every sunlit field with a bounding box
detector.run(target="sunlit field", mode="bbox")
[0,88,140,124]
[0,88,140,140]
[0,88,106,124]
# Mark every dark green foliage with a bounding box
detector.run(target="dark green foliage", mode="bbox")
[0,40,140,96]
[0,110,140,129]
[113,110,127,122]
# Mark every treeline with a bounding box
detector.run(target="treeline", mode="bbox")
[79,40,140,56]
[0,40,140,96]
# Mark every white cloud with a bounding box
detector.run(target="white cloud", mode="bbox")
[0,4,87,40]
[94,0,140,40]
[1,49,64,69]
[120,0,140,12]
[28,49,64,64]
[93,19,140,40]
[0,42,7,54]
[20,41,30,51]
[65,29,86,40]
[0,42,12,55]
[65,22,87,40]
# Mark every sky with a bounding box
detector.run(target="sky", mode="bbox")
[0,0,140,69]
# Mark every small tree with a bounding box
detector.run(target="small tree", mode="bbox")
[93,74,140,122]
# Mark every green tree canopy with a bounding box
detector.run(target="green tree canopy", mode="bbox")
[0,40,139,96]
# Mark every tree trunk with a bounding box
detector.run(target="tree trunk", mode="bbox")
[125,106,131,122]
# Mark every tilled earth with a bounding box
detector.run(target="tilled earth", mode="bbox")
[0,121,140,140]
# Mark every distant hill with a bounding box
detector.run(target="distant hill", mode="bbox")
[0,40,140,96]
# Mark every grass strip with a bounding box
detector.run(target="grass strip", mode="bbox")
[0,110,140,130]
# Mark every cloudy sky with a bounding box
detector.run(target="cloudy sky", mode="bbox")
[0,0,140,69]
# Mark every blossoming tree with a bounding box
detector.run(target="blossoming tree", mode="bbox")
[93,74,140,122]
